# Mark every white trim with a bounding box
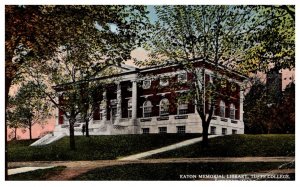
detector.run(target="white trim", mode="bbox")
[159,77,169,86]
[156,92,171,96]
[142,79,151,89]
[140,94,153,98]
[178,72,188,82]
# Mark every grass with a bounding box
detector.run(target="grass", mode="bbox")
[150,134,295,158]
[75,162,294,180]
[7,139,38,147]
[7,166,66,180]
[7,134,201,162]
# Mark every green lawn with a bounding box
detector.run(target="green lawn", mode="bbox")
[75,162,294,181]
[7,134,201,162]
[150,134,295,158]
[7,166,66,180]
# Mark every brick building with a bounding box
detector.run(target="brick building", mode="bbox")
[53,60,247,136]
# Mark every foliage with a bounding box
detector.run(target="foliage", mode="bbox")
[239,5,295,73]
[14,5,150,149]
[150,134,295,158]
[7,134,200,161]
[138,5,252,146]
[8,81,52,140]
[244,80,295,134]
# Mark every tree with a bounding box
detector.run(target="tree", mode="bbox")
[25,5,150,150]
[139,5,252,147]
[244,79,270,133]
[239,5,295,74]
[6,110,24,140]
[244,79,295,134]
[78,84,102,137]
[8,81,52,140]
[5,5,149,110]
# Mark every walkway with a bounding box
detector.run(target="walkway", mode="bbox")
[118,135,220,160]
[8,157,294,180]
[8,166,55,176]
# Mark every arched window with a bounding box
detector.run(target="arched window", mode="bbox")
[220,100,226,118]
[160,98,169,116]
[128,98,132,118]
[178,100,188,115]
[143,100,152,118]
[229,103,236,119]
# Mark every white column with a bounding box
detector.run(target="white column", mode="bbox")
[102,90,107,123]
[239,90,244,121]
[116,82,122,124]
[132,81,137,120]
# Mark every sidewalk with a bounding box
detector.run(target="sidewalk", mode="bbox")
[118,135,220,160]
[8,166,55,176]
[8,157,295,179]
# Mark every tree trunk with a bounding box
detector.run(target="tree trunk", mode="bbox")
[29,119,32,140]
[14,127,17,140]
[69,117,76,150]
[202,121,209,147]
[85,119,90,137]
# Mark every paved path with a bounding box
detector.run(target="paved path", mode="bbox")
[118,135,220,160]
[8,157,294,180]
[8,166,55,176]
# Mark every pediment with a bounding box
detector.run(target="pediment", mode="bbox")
[97,64,137,78]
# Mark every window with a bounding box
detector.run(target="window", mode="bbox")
[220,100,226,118]
[178,72,187,82]
[232,129,237,135]
[210,126,216,135]
[177,126,186,134]
[160,77,169,86]
[229,103,236,119]
[143,101,152,118]
[142,128,150,134]
[128,98,132,118]
[142,80,151,89]
[222,128,227,135]
[159,127,167,134]
[178,102,188,115]
[160,98,169,116]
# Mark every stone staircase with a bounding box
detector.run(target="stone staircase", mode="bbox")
[30,132,66,146]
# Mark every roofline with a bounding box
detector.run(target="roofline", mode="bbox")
[54,59,248,89]
[139,58,248,80]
